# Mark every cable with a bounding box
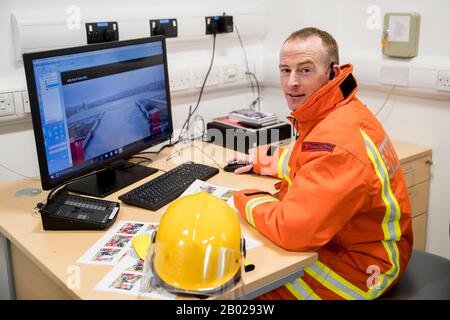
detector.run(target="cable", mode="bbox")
[234,22,255,99]
[185,104,193,139]
[178,31,216,142]
[0,162,39,181]
[137,138,175,155]
[246,71,262,111]
[175,33,217,144]
[375,85,396,116]
[122,157,153,170]
[127,156,153,163]
[166,144,224,170]
[43,168,105,206]
[185,115,206,142]
[193,115,206,140]
[235,22,262,111]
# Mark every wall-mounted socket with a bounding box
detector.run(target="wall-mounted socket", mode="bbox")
[150,19,178,38]
[22,91,30,113]
[223,65,239,83]
[85,22,119,44]
[169,70,191,92]
[205,15,233,34]
[437,70,450,92]
[0,92,15,117]
[195,67,221,88]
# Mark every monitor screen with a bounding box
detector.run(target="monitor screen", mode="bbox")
[24,37,173,192]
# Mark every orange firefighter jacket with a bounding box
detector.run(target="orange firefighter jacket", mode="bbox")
[233,64,413,300]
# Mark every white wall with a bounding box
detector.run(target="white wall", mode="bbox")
[261,0,450,259]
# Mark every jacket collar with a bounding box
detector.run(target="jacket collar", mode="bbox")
[287,64,358,127]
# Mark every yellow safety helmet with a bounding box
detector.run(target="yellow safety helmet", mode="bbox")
[149,191,243,296]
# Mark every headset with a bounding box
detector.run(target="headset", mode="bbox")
[329,62,336,80]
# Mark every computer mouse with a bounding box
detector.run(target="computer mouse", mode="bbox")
[223,161,250,172]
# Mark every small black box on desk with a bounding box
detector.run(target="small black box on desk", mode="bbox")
[206,117,292,154]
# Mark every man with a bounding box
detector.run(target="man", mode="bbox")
[232,27,413,300]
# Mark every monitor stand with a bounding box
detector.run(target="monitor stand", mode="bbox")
[66,161,158,198]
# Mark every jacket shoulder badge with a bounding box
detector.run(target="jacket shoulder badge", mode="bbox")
[302,141,336,153]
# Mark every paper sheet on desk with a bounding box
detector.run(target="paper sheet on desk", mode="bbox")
[77,220,158,266]
[179,179,262,251]
[179,178,237,208]
[94,250,176,299]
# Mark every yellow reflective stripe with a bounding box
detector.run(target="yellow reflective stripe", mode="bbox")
[298,278,322,300]
[285,282,304,299]
[277,148,289,179]
[285,278,321,300]
[277,146,293,186]
[283,146,293,186]
[284,166,293,186]
[244,196,277,228]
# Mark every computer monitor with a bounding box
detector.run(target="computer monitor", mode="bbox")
[23,36,173,197]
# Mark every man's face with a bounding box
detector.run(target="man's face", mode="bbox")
[279,36,331,111]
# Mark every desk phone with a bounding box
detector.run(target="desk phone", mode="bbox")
[39,189,119,230]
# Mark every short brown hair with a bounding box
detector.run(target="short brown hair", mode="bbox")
[284,27,339,65]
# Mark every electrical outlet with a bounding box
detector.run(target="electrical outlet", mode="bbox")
[437,70,450,92]
[169,71,191,92]
[205,15,233,34]
[223,65,239,83]
[194,67,221,88]
[0,92,15,117]
[12,91,24,113]
[85,22,119,44]
[150,19,178,38]
[22,91,30,113]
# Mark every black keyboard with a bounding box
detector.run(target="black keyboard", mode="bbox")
[118,162,219,211]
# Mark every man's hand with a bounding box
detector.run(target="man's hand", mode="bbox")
[234,162,254,174]
[226,144,280,176]
[225,154,254,174]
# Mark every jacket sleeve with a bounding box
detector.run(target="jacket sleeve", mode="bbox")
[234,147,368,251]
[252,145,290,178]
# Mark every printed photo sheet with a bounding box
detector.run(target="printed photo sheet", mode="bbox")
[77,220,158,266]
[94,250,175,299]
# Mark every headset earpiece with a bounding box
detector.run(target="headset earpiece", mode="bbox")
[329,62,335,80]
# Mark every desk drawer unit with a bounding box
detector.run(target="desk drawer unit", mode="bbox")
[401,155,432,188]
[398,148,432,251]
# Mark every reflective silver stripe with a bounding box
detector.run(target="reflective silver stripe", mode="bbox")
[379,135,399,178]
[386,142,400,177]
[306,262,367,300]
[370,240,400,298]
[379,135,388,153]
[286,278,321,300]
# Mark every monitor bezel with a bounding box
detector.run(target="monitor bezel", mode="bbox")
[23,36,173,191]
